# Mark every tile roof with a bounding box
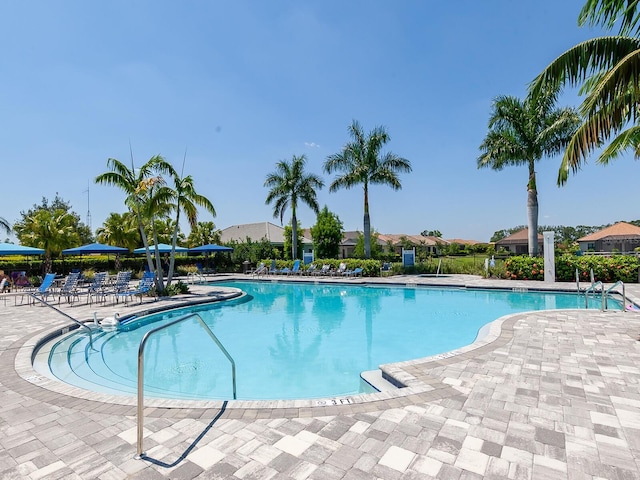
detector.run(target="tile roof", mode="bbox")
[577,221,640,241]
[220,222,312,245]
[495,228,543,244]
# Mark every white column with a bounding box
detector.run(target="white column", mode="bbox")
[543,231,555,283]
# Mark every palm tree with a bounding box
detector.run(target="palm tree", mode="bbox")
[324,120,411,259]
[96,212,139,251]
[265,154,324,260]
[187,221,221,247]
[15,209,77,273]
[95,155,174,287]
[96,212,139,271]
[0,216,10,235]
[530,1,640,184]
[163,170,216,283]
[478,89,581,256]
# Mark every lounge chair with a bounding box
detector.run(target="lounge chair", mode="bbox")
[57,272,81,305]
[21,273,56,305]
[84,271,108,305]
[252,262,267,276]
[281,259,301,275]
[334,262,348,276]
[108,271,132,303]
[0,278,8,306]
[303,264,317,276]
[381,262,392,277]
[116,271,156,305]
[314,264,331,276]
[346,267,364,277]
[268,260,281,275]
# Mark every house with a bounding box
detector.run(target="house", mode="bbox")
[377,234,445,256]
[219,222,313,252]
[577,221,640,254]
[495,228,544,255]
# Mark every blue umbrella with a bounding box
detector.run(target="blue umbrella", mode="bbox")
[189,244,234,253]
[62,242,129,255]
[133,243,188,254]
[0,243,45,255]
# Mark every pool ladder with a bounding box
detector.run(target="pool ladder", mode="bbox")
[135,312,236,459]
[583,279,626,312]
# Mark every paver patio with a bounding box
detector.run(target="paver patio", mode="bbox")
[1,274,639,479]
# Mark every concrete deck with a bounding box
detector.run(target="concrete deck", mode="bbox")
[1,274,640,479]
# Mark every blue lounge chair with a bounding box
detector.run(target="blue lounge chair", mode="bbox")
[268,260,281,275]
[22,273,56,305]
[109,271,132,303]
[346,267,363,277]
[116,271,156,305]
[281,259,301,275]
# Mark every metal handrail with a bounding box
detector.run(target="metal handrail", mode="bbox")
[27,293,95,347]
[135,312,236,459]
[585,281,604,311]
[605,281,626,312]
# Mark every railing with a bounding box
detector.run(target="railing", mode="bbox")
[584,281,604,311]
[135,312,236,459]
[28,293,95,347]
[605,281,626,312]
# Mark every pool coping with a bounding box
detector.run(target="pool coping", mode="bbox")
[8,275,637,419]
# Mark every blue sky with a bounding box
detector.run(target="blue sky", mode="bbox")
[1,1,634,243]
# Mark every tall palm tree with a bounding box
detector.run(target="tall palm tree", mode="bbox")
[0,216,10,235]
[95,155,174,287]
[324,120,411,259]
[530,1,640,184]
[478,89,581,256]
[163,170,216,283]
[265,154,324,260]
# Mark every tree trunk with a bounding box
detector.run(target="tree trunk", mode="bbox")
[363,185,371,259]
[291,210,298,260]
[527,168,539,257]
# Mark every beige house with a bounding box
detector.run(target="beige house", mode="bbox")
[220,222,313,252]
[495,228,544,255]
[577,222,640,254]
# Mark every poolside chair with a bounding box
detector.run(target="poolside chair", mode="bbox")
[252,262,267,277]
[84,271,108,305]
[268,259,281,275]
[57,272,81,305]
[314,264,331,276]
[116,271,156,305]
[380,262,392,277]
[0,278,8,306]
[108,271,132,303]
[303,263,317,276]
[346,267,364,278]
[281,259,301,276]
[334,262,348,276]
[21,273,56,305]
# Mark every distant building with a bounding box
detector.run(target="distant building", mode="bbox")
[219,222,313,253]
[495,228,543,255]
[577,222,640,253]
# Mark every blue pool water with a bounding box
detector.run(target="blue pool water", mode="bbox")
[37,281,612,401]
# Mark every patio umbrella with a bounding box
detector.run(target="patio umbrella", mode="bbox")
[133,243,189,254]
[189,244,234,253]
[0,243,45,255]
[62,242,129,255]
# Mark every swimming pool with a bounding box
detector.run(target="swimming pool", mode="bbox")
[35,281,613,401]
